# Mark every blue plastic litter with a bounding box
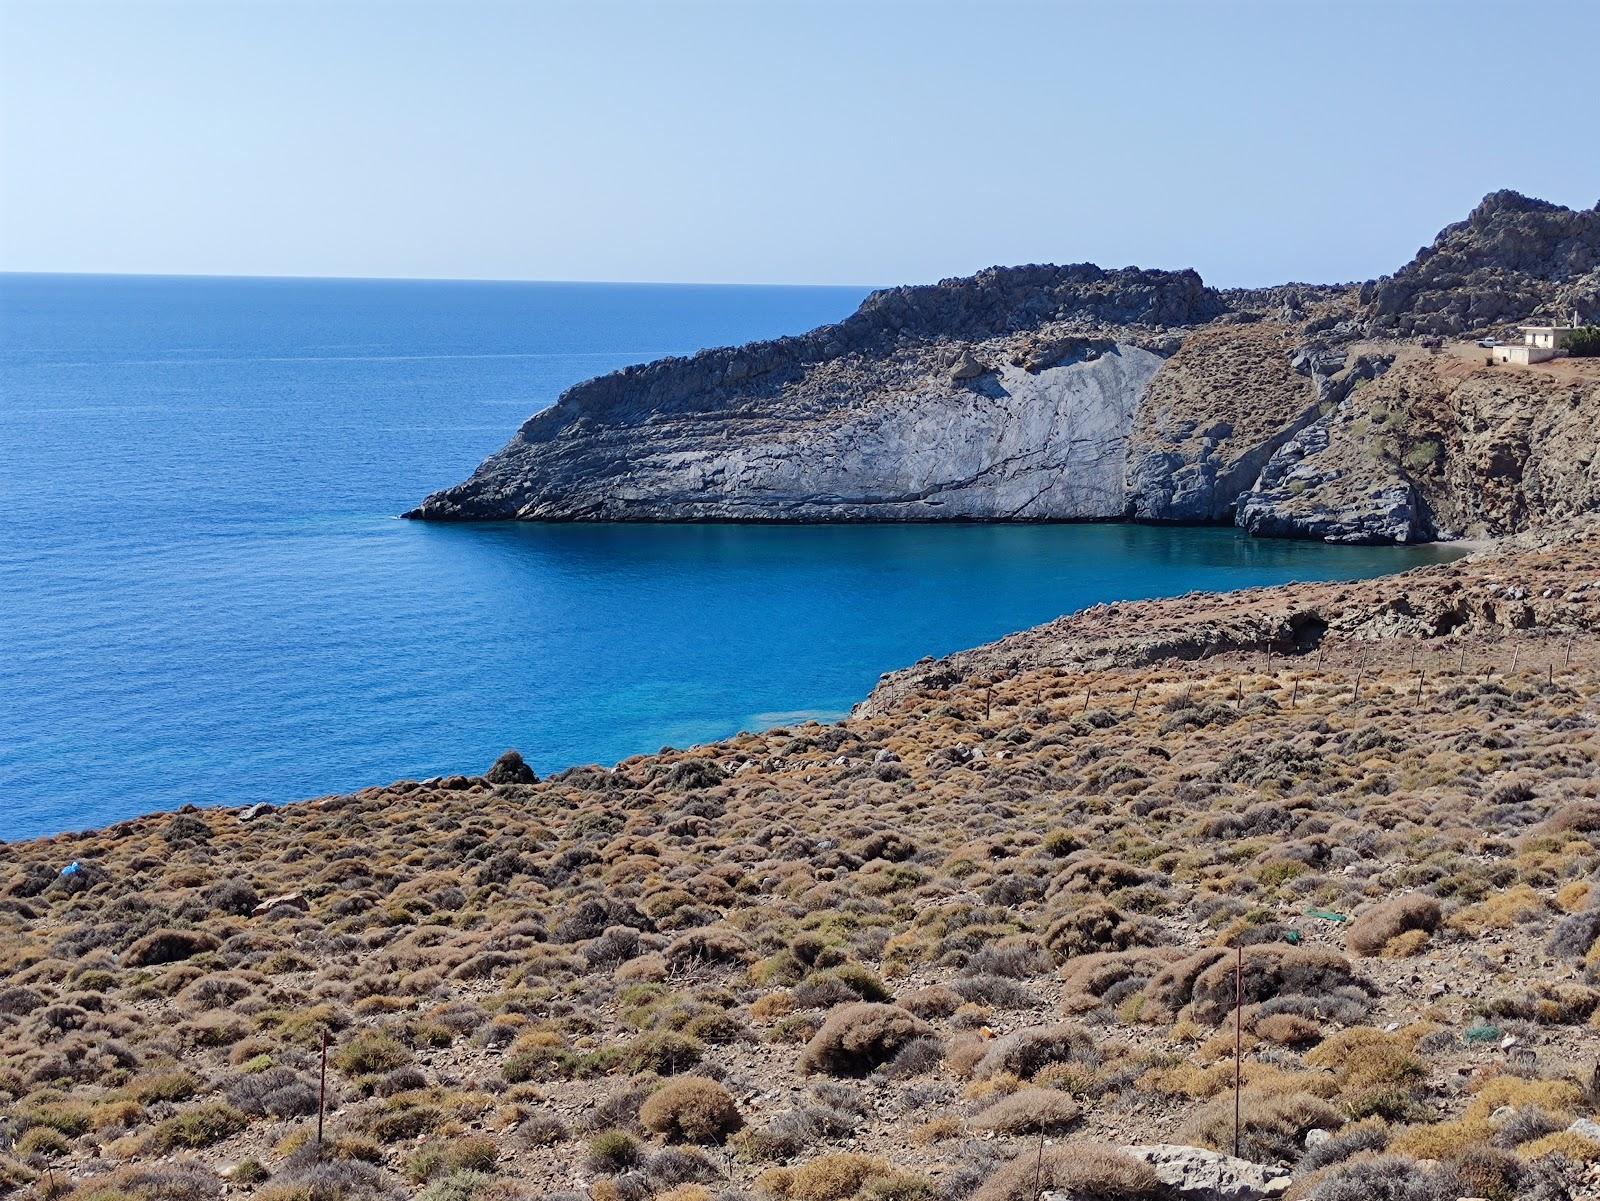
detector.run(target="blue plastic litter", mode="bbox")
[61,861,83,878]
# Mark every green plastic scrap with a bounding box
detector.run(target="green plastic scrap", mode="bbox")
[1464,1024,1503,1043]
[1303,908,1348,924]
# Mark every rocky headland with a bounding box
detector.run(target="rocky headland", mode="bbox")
[408,190,1600,546]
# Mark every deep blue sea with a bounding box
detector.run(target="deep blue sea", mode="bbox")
[0,274,1460,841]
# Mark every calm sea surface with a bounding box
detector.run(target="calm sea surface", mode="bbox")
[0,274,1460,841]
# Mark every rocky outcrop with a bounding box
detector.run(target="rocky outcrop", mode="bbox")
[406,265,1219,522]
[1117,1144,1290,1200]
[410,190,1600,543]
[1236,352,1600,544]
[860,518,1600,715]
[1365,189,1600,337]
[410,341,1166,521]
[1125,324,1323,523]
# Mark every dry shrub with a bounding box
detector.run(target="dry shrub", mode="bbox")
[971,1087,1081,1134]
[58,1164,224,1201]
[1544,802,1600,835]
[975,1022,1097,1080]
[1517,1130,1600,1161]
[1388,1118,1497,1159]
[1180,1090,1340,1163]
[1450,884,1551,934]
[639,1077,743,1144]
[909,1114,962,1146]
[758,1153,894,1201]
[122,928,220,968]
[1050,857,1151,897]
[1306,1028,1423,1093]
[1059,948,1180,1014]
[1294,1154,1444,1201]
[971,1142,1162,1201]
[799,1003,931,1077]
[900,985,962,1019]
[1346,894,1442,957]
[1463,1074,1584,1121]
[1255,1012,1322,1047]
[1444,1144,1524,1201]
[1185,946,1361,1025]
[1380,929,1431,958]
[1043,902,1161,963]
[1139,948,1230,1021]
[664,927,752,970]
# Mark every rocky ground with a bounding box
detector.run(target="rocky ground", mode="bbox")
[10,526,1600,1201]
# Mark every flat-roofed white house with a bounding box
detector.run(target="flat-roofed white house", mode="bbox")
[1493,315,1582,364]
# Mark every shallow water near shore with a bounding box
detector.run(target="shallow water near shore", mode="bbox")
[1,274,1461,841]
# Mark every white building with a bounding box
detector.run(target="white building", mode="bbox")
[1493,315,1582,364]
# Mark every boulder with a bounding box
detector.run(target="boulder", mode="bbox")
[949,348,990,382]
[486,749,539,785]
[253,892,309,917]
[1119,1143,1290,1200]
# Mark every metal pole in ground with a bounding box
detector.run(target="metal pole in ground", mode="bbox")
[1234,945,1243,1159]
[318,1029,328,1145]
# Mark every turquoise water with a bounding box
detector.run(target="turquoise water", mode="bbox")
[0,274,1458,841]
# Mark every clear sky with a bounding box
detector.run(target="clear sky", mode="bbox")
[2,0,1596,288]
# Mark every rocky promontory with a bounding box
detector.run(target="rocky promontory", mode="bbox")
[409,192,1600,543]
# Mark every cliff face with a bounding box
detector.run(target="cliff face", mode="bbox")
[1124,323,1323,523]
[412,343,1166,522]
[1235,353,1600,543]
[407,264,1216,522]
[410,191,1600,542]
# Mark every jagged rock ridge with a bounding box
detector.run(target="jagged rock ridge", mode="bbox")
[1365,189,1600,336]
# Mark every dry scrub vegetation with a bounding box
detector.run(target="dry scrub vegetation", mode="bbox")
[7,535,1600,1201]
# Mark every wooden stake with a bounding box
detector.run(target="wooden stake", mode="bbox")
[1415,670,1425,707]
[1511,646,1520,674]
[1130,686,1142,716]
[1290,677,1299,708]
[1082,686,1091,713]
[984,685,992,721]
[1566,635,1575,667]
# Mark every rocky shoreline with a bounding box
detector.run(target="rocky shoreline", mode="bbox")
[408,190,1600,547]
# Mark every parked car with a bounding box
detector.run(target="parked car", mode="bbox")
[1476,338,1499,347]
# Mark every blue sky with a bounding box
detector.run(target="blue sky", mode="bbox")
[2,0,1596,287]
